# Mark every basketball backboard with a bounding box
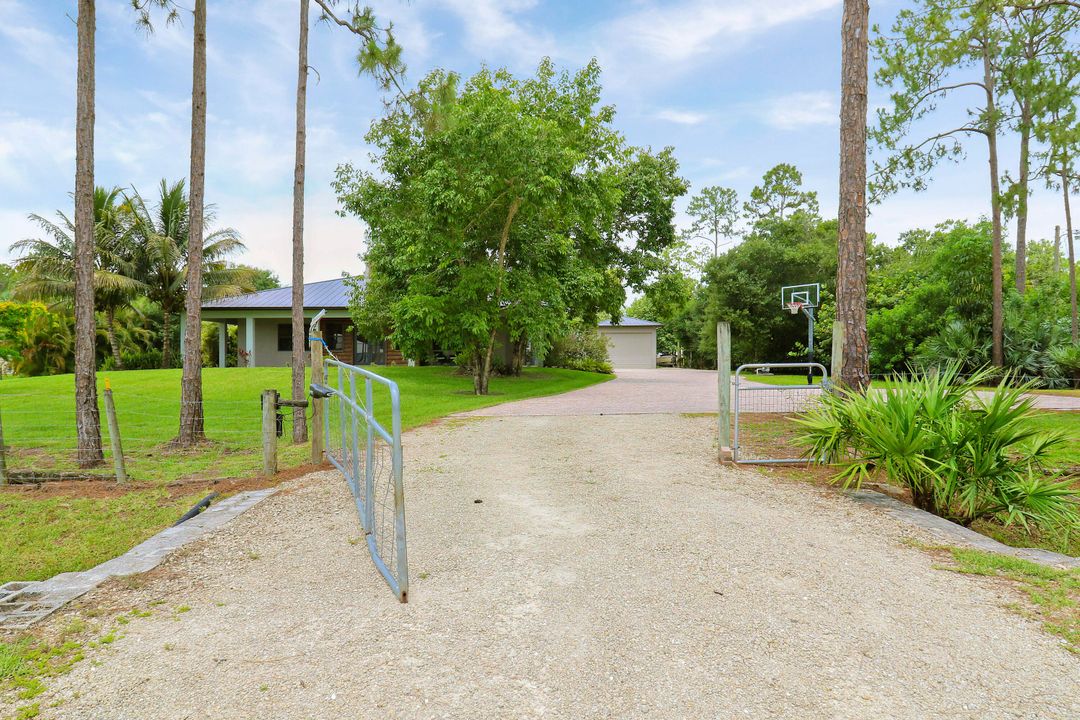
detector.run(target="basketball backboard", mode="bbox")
[781,283,820,311]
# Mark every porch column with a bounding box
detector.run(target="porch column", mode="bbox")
[218,322,227,368]
[179,314,186,356]
[244,316,255,367]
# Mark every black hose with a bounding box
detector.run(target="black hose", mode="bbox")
[173,492,220,526]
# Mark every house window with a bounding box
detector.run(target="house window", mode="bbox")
[277,322,310,352]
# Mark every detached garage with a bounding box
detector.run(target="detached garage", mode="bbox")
[597,317,661,369]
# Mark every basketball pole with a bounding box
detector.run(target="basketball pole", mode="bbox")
[803,306,815,385]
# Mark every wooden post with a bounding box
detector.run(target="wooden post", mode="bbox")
[310,327,324,463]
[103,379,127,484]
[717,322,731,460]
[831,320,845,385]
[262,389,278,476]
[0,403,7,486]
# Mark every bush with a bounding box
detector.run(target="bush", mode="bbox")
[546,324,614,374]
[1051,343,1080,389]
[118,349,165,370]
[796,364,1079,532]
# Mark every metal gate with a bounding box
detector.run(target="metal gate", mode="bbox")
[315,360,409,602]
[733,362,827,464]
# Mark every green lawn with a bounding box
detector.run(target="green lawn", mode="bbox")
[0,366,609,584]
[1027,411,1080,469]
[738,372,824,386]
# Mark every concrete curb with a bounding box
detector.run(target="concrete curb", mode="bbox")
[850,489,1080,569]
[0,488,277,630]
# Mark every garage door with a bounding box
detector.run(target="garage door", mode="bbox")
[599,328,656,369]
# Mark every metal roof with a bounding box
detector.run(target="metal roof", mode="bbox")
[598,316,662,328]
[202,277,359,310]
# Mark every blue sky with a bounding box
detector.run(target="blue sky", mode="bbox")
[0,0,1063,283]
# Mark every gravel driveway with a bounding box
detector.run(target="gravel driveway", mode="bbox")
[25,409,1078,719]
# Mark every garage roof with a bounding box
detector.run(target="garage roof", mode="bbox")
[598,316,662,328]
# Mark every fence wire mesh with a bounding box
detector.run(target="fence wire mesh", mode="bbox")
[733,363,828,464]
[322,360,408,602]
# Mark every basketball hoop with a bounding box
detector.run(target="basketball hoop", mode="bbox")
[787,302,803,315]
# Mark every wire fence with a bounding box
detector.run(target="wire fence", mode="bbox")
[0,388,312,485]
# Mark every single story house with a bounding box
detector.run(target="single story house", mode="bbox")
[598,317,661,369]
[200,277,403,368]
[200,277,662,370]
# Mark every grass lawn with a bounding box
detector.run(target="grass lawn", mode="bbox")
[0,366,609,584]
[738,372,824,386]
[1031,388,1080,398]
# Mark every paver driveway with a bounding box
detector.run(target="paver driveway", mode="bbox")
[16,373,1079,719]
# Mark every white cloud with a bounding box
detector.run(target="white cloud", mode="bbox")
[759,91,838,130]
[0,113,74,187]
[655,109,707,125]
[0,0,75,83]
[435,0,560,67]
[605,0,840,65]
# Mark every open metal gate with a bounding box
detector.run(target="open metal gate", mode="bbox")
[314,360,409,602]
[733,362,827,464]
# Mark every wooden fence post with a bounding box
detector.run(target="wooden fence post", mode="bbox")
[103,379,127,484]
[310,327,324,463]
[717,321,731,460]
[262,389,279,476]
[831,320,845,384]
[0,403,7,486]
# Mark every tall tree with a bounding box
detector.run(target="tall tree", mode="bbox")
[998,3,1079,292]
[178,0,207,445]
[686,186,739,257]
[743,164,819,223]
[837,0,871,391]
[74,0,103,467]
[126,180,250,366]
[11,187,142,369]
[290,0,310,444]
[871,0,1007,367]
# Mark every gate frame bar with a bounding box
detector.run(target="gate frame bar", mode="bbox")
[733,362,828,465]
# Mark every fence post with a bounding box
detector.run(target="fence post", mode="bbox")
[0,403,7,486]
[717,321,731,460]
[310,327,324,463]
[102,380,127,484]
[831,320,845,384]
[262,389,278,476]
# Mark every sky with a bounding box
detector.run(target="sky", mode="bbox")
[0,0,1068,285]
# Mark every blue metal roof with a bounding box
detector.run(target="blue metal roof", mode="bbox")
[202,277,359,310]
[598,316,662,328]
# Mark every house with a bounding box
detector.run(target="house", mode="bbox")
[598,317,661,369]
[200,277,403,368]
[201,277,661,370]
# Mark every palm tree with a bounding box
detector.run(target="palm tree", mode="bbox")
[10,186,143,369]
[126,180,251,368]
[74,0,102,467]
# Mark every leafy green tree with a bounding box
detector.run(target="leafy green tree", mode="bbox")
[126,180,251,368]
[10,187,142,369]
[338,60,685,393]
[686,186,739,257]
[0,301,73,376]
[697,215,837,366]
[743,164,819,223]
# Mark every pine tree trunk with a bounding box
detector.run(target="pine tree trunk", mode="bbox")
[178,0,207,446]
[106,306,123,369]
[1064,171,1077,342]
[983,47,1004,368]
[1014,102,1031,293]
[836,0,870,391]
[74,0,104,467]
[291,0,310,444]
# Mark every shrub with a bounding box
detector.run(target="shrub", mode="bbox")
[796,363,1079,532]
[546,323,614,374]
[1051,343,1080,389]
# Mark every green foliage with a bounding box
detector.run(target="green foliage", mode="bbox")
[696,214,837,366]
[0,301,73,376]
[686,185,739,257]
[337,59,685,393]
[743,164,818,223]
[546,322,613,374]
[1051,343,1080,386]
[797,364,1079,532]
